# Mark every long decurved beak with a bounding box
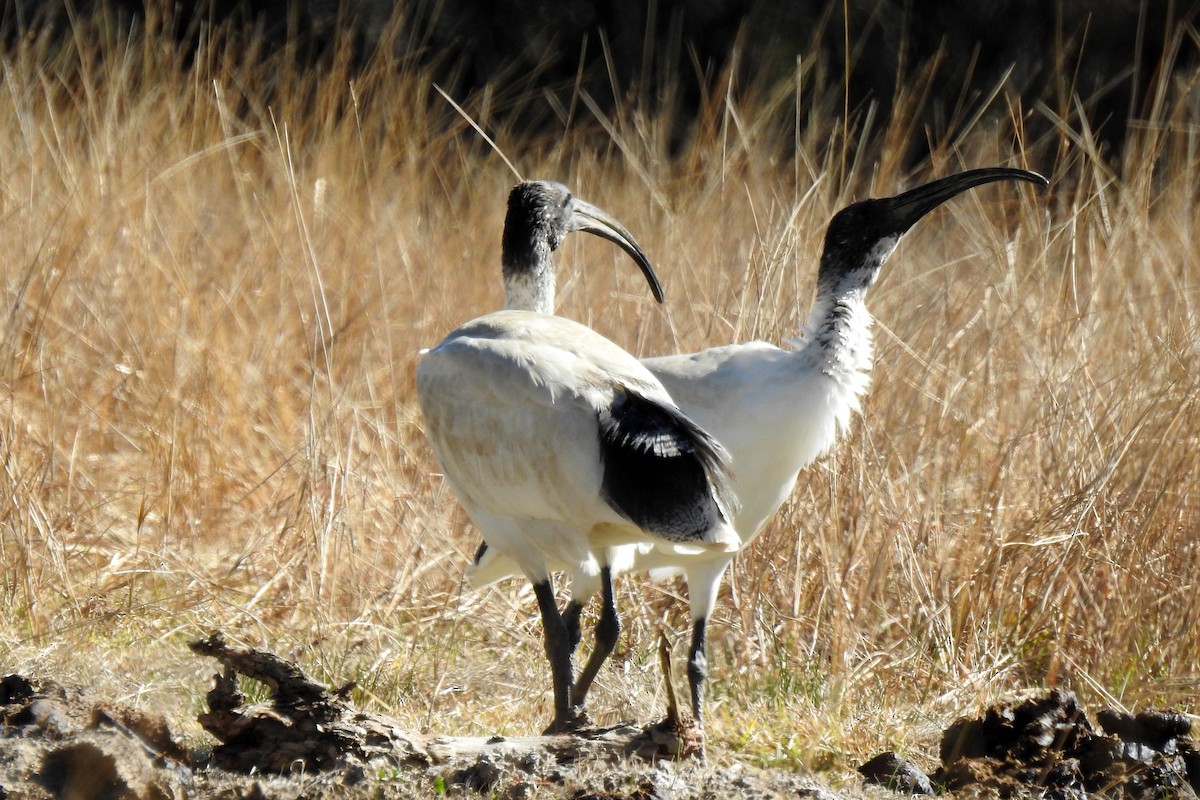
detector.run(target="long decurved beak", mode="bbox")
[571,199,665,304]
[882,167,1049,234]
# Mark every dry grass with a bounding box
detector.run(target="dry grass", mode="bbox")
[2,9,1199,788]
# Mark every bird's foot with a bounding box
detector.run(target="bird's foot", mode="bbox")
[644,714,706,760]
[541,706,592,736]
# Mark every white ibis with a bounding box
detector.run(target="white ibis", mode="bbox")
[417,181,739,732]
[474,167,1049,727]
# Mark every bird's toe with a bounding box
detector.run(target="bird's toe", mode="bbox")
[541,706,593,736]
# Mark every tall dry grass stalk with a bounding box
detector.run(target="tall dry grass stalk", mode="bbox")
[1,8,1198,777]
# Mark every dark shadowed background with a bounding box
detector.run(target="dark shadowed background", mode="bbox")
[7,1,1199,159]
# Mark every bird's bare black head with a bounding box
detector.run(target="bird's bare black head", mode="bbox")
[817,167,1048,296]
[502,181,663,308]
[503,181,575,262]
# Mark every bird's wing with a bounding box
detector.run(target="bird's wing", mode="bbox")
[596,388,738,545]
[484,313,743,546]
[417,319,617,524]
[420,312,737,550]
[457,311,671,398]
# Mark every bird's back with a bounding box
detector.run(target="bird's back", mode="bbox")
[419,312,623,523]
[418,311,739,559]
[643,340,857,543]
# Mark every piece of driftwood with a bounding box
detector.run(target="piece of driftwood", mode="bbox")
[188,633,701,776]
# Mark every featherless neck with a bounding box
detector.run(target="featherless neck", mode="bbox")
[502,244,556,313]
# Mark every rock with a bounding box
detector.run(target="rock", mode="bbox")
[857,751,933,794]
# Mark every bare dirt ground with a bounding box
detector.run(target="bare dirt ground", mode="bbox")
[0,633,841,800]
[3,638,1197,800]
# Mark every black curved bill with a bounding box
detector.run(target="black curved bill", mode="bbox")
[882,167,1049,234]
[571,199,665,304]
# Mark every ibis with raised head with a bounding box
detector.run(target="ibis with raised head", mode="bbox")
[417,181,739,733]
[474,167,1049,729]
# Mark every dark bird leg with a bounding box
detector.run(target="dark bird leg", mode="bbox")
[533,580,581,733]
[572,566,619,706]
[687,618,708,724]
[564,599,585,653]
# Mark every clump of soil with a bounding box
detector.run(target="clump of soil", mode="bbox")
[0,673,190,800]
[860,689,1200,799]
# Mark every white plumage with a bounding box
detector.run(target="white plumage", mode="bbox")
[417,181,739,732]
[421,312,739,564]
[474,167,1049,726]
